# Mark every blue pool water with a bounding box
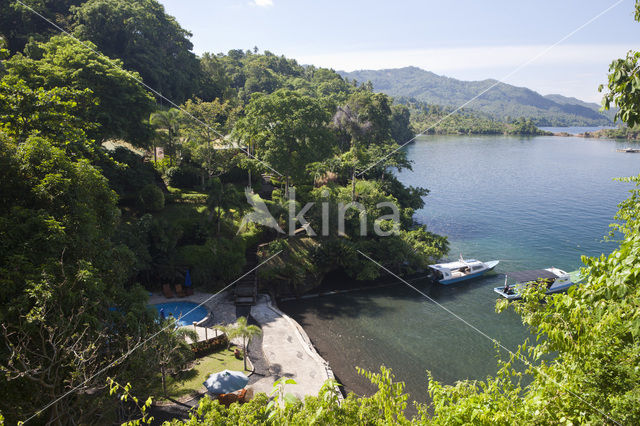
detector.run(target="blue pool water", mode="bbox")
[153,302,208,326]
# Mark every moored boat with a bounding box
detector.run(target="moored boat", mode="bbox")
[494,268,582,300]
[429,256,499,285]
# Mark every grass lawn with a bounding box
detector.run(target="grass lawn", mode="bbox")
[154,348,248,401]
[166,186,208,204]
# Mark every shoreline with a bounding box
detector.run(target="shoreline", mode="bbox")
[248,294,340,399]
[276,272,438,402]
[278,297,377,399]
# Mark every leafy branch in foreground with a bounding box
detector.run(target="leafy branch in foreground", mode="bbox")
[107,378,153,425]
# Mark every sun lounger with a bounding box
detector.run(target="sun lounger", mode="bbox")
[217,392,238,407]
[162,284,174,298]
[175,284,187,297]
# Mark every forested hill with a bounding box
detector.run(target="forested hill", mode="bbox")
[339,66,613,126]
[543,93,617,121]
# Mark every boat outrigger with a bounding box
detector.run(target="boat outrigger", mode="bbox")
[494,268,582,300]
[429,256,499,285]
[617,147,640,153]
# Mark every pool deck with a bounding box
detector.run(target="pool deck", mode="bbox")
[148,291,237,343]
[148,291,337,400]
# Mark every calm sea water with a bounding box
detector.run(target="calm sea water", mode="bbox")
[280,134,640,403]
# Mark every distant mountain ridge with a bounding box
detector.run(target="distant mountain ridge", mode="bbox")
[339,66,612,126]
[543,93,616,121]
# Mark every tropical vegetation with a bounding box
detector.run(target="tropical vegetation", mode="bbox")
[2,0,640,424]
[341,66,614,126]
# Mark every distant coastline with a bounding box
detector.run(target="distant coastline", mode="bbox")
[543,126,640,140]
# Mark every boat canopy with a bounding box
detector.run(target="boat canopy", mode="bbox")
[508,269,558,283]
[429,259,481,271]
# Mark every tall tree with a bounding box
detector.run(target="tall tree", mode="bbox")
[0,134,155,424]
[71,0,201,103]
[600,1,640,127]
[0,0,84,54]
[150,108,182,166]
[4,35,155,145]
[153,320,197,397]
[206,177,242,235]
[224,317,262,371]
[180,97,241,183]
[234,89,335,192]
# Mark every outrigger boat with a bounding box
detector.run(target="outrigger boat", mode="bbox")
[429,255,499,285]
[494,268,582,300]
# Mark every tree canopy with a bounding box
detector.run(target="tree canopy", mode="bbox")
[71,0,201,103]
[4,35,155,145]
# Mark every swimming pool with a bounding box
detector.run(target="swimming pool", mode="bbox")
[153,302,208,327]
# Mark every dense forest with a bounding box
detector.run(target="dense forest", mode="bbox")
[401,98,551,136]
[341,66,615,126]
[1,0,640,425]
[582,125,640,140]
[0,0,449,423]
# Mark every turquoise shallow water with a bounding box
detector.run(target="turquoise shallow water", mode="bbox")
[281,134,640,403]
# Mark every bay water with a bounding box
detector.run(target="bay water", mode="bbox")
[280,133,640,403]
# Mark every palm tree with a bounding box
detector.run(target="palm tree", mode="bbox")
[155,320,198,397]
[227,316,262,371]
[332,105,372,201]
[150,108,182,166]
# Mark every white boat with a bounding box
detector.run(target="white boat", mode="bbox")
[429,256,499,285]
[494,268,582,300]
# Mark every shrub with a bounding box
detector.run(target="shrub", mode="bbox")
[99,146,160,200]
[166,165,201,189]
[191,334,228,358]
[137,184,165,212]
[176,237,246,288]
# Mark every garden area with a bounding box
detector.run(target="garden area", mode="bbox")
[151,347,246,402]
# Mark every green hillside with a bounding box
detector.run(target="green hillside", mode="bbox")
[340,66,613,126]
[544,93,617,121]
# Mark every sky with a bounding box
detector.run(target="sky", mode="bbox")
[159,0,640,103]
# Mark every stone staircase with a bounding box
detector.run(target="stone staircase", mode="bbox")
[235,251,258,306]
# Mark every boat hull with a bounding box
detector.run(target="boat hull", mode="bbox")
[494,272,581,299]
[438,260,499,285]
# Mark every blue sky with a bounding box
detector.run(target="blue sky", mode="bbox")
[160,0,640,102]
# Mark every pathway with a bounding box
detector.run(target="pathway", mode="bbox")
[249,295,337,399]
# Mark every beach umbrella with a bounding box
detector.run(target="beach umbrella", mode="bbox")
[203,370,248,394]
[184,269,192,288]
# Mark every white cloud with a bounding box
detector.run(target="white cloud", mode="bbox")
[251,0,273,7]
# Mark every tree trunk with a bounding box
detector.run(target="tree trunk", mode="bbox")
[285,176,290,198]
[243,337,247,371]
[161,367,167,396]
[351,170,356,201]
